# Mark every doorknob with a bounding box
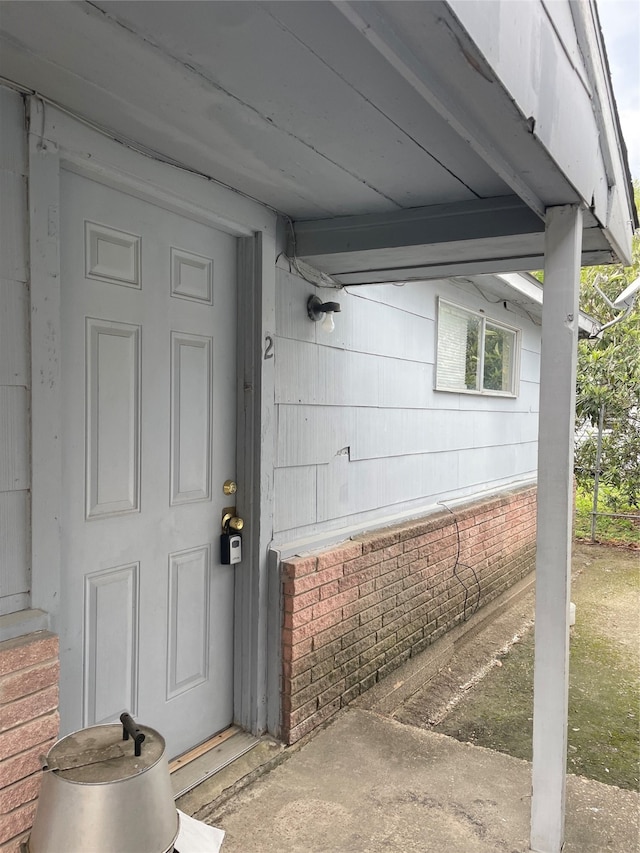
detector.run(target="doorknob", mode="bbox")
[221,511,244,533]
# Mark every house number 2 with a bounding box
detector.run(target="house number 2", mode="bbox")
[264,336,274,360]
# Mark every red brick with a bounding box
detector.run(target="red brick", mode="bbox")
[284,696,317,725]
[0,713,59,761]
[356,528,401,554]
[342,551,383,575]
[0,634,58,678]
[357,654,385,680]
[380,542,404,560]
[0,742,54,789]
[355,579,376,598]
[376,616,402,642]
[311,588,358,620]
[343,588,384,620]
[360,597,395,625]
[283,587,320,613]
[0,686,60,735]
[376,557,399,578]
[0,830,30,853]
[283,563,344,595]
[0,800,37,845]
[381,608,414,632]
[403,550,433,586]
[284,698,341,745]
[318,579,340,599]
[316,679,345,708]
[281,556,317,580]
[0,661,59,705]
[396,586,430,608]
[294,648,338,683]
[341,683,361,706]
[337,565,379,592]
[378,650,411,680]
[375,578,404,599]
[289,608,344,643]
[398,517,441,542]
[0,773,41,815]
[339,622,374,653]
[312,614,359,650]
[281,637,313,663]
[398,621,425,645]
[282,606,315,631]
[278,485,537,747]
[334,633,376,667]
[289,670,312,695]
[316,541,362,570]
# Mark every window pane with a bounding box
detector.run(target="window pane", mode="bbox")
[437,303,480,391]
[483,323,515,392]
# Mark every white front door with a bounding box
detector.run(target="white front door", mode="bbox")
[58,169,237,758]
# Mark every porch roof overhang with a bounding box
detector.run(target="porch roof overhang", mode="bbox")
[0,0,635,282]
[289,197,611,286]
[451,271,600,338]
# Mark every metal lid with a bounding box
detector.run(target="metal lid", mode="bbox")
[44,723,165,784]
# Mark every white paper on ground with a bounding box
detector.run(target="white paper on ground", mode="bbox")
[175,809,225,853]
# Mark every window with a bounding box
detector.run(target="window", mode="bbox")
[435,299,519,395]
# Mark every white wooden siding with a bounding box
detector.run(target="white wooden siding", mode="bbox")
[273,262,540,546]
[0,278,29,386]
[274,466,317,532]
[0,87,30,616]
[0,387,29,491]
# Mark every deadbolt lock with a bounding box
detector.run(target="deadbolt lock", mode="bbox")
[223,480,237,496]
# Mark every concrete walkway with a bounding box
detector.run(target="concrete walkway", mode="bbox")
[206,708,639,853]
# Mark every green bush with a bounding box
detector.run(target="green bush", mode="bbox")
[574,484,640,546]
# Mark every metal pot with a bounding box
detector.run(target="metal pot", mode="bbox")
[28,714,179,853]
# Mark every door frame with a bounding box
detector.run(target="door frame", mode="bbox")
[28,97,278,737]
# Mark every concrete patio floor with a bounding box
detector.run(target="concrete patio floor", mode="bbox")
[202,708,639,853]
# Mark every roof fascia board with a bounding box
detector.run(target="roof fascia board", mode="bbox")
[291,196,544,257]
[446,0,633,263]
[317,248,613,286]
[333,0,550,218]
[446,0,609,216]
[344,0,633,264]
[289,198,612,278]
[569,0,635,261]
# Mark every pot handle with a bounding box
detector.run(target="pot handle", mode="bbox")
[120,712,146,757]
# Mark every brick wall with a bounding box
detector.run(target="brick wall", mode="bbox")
[281,485,536,743]
[0,632,59,853]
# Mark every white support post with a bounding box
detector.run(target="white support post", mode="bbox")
[530,204,583,852]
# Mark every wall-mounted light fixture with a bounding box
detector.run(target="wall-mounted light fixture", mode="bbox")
[307,295,341,333]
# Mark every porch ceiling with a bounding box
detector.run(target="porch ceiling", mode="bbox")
[0,0,631,278]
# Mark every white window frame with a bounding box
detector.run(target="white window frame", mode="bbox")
[435,298,520,397]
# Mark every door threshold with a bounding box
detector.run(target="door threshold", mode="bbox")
[170,727,260,799]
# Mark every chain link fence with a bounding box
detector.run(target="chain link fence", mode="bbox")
[574,403,640,541]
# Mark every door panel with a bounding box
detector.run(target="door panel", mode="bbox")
[84,562,139,725]
[170,332,212,504]
[85,318,141,517]
[59,170,237,758]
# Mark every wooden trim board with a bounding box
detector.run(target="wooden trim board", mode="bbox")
[169,726,240,773]
[170,728,260,799]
